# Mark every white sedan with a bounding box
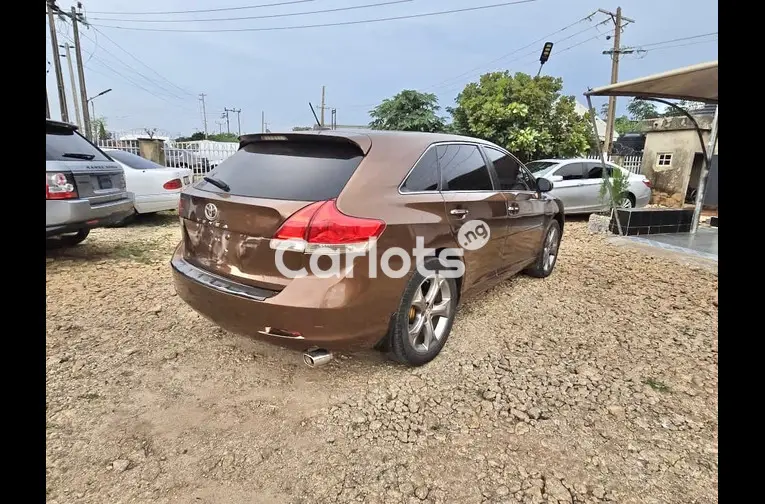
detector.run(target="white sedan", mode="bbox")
[104,149,193,214]
[526,158,652,214]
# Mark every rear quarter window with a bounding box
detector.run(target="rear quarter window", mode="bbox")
[401,147,439,192]
[46,124,111,162]
[197,140,364,201]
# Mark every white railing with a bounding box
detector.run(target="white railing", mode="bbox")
[97,138,140,156]
[585,154,643,174]
[97,139,240,178]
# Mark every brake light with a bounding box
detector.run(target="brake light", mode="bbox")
[271,199,386,253]
[46,172,78,200]
[642,178,652,188]
[163,179,183,190]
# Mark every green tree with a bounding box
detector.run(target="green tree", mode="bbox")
[626,99,658,120]
[613,116,638,135]
[449,72,591,162]
[292,126,313,131]
[90,117,111,140]
[208,132,239,142]
[175,131,206,142]
[369,90,447,132]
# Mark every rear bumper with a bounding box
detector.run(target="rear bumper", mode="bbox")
[134,193,180,214]
[46,194,135,237]
[170,244,400,352]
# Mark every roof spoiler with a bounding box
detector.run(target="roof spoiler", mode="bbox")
[238,131,372,154]
[46,118,78,131]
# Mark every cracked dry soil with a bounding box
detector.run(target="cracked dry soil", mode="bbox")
[46,213,718,504]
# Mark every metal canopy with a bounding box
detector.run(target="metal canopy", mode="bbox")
[583,59,718,235]
[585,60,718,104]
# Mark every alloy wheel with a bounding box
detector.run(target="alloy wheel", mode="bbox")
[407,273,453,352]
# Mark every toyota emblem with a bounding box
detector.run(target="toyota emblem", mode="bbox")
[204,203,219,221]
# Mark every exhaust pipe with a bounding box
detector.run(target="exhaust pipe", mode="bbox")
[303,349,333,367]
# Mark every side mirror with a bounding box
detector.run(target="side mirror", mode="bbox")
[536,177,554,192]
[549,175,564,183]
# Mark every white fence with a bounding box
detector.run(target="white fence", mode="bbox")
[97,139,239,178]
[585,154,643,174]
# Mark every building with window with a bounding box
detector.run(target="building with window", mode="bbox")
[639,108,718,208]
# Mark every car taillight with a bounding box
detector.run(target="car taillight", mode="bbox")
[164,179,183,190]
[642,179,652,188]
[271,199,385,254]
[46,172,78,200]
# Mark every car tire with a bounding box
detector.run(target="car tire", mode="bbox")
[620,192,636,208]
[524,220,562,278]
[388,256,459,366]
[49,228,90,248]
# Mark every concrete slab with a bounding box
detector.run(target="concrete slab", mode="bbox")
[612,227,718,263]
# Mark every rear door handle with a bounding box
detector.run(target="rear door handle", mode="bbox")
[449,208,469,219]
[507,203,520,215]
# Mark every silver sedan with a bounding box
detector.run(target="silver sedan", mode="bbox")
[526,158,652,214]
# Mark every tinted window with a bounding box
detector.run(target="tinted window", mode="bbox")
[525,160,558,173]
[586,162,615,179]
[519,166,537,191]
[554,163,585,180]
[438,144,493,191]
[197,140,364,201]
[401,147,439,192]
[46,124,110,162]
[107,149,164,170]
[485,147,528,190]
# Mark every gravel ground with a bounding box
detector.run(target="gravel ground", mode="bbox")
[46,213,718,504]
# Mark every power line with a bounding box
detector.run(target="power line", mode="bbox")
[641,39,718,53]
[88,27,196,98]
[89,0,413,23]
[344,12,609,111]
[85,0,320,15]
[58,29,192,103]
[423,16,610,93]
[633,32,718,49]
[90,0,539,33]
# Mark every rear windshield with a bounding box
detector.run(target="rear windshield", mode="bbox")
[108,149,164,169]
[196,140,364,201]
[46,124,111,162]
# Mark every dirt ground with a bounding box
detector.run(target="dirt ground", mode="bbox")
[46,213,718,504]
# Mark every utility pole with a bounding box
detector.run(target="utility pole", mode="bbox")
[215,120,223,134]
[320,85,326,127]
[261,111,265,133]
[199,93,209,138]
[60,44,82,129]
[46,89,51,119]
[233,108,242,135]
[70,5,92,140]
[221,109,231,134]
[598,7,634,154]
[47,1,69,123]
[224,108,240,135]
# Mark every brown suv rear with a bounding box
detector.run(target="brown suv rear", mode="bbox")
[172,131,563,366]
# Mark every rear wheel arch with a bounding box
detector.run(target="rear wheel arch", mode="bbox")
[433,246,465,302]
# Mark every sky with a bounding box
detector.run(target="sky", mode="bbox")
[45,0,718,138]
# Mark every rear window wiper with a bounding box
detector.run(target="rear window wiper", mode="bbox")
[204,176,231,192]
[61,152,95,160]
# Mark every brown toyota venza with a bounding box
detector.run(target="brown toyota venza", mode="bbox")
[172,131,564,367]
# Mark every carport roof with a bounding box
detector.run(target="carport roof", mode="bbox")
[584,60,718,104]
